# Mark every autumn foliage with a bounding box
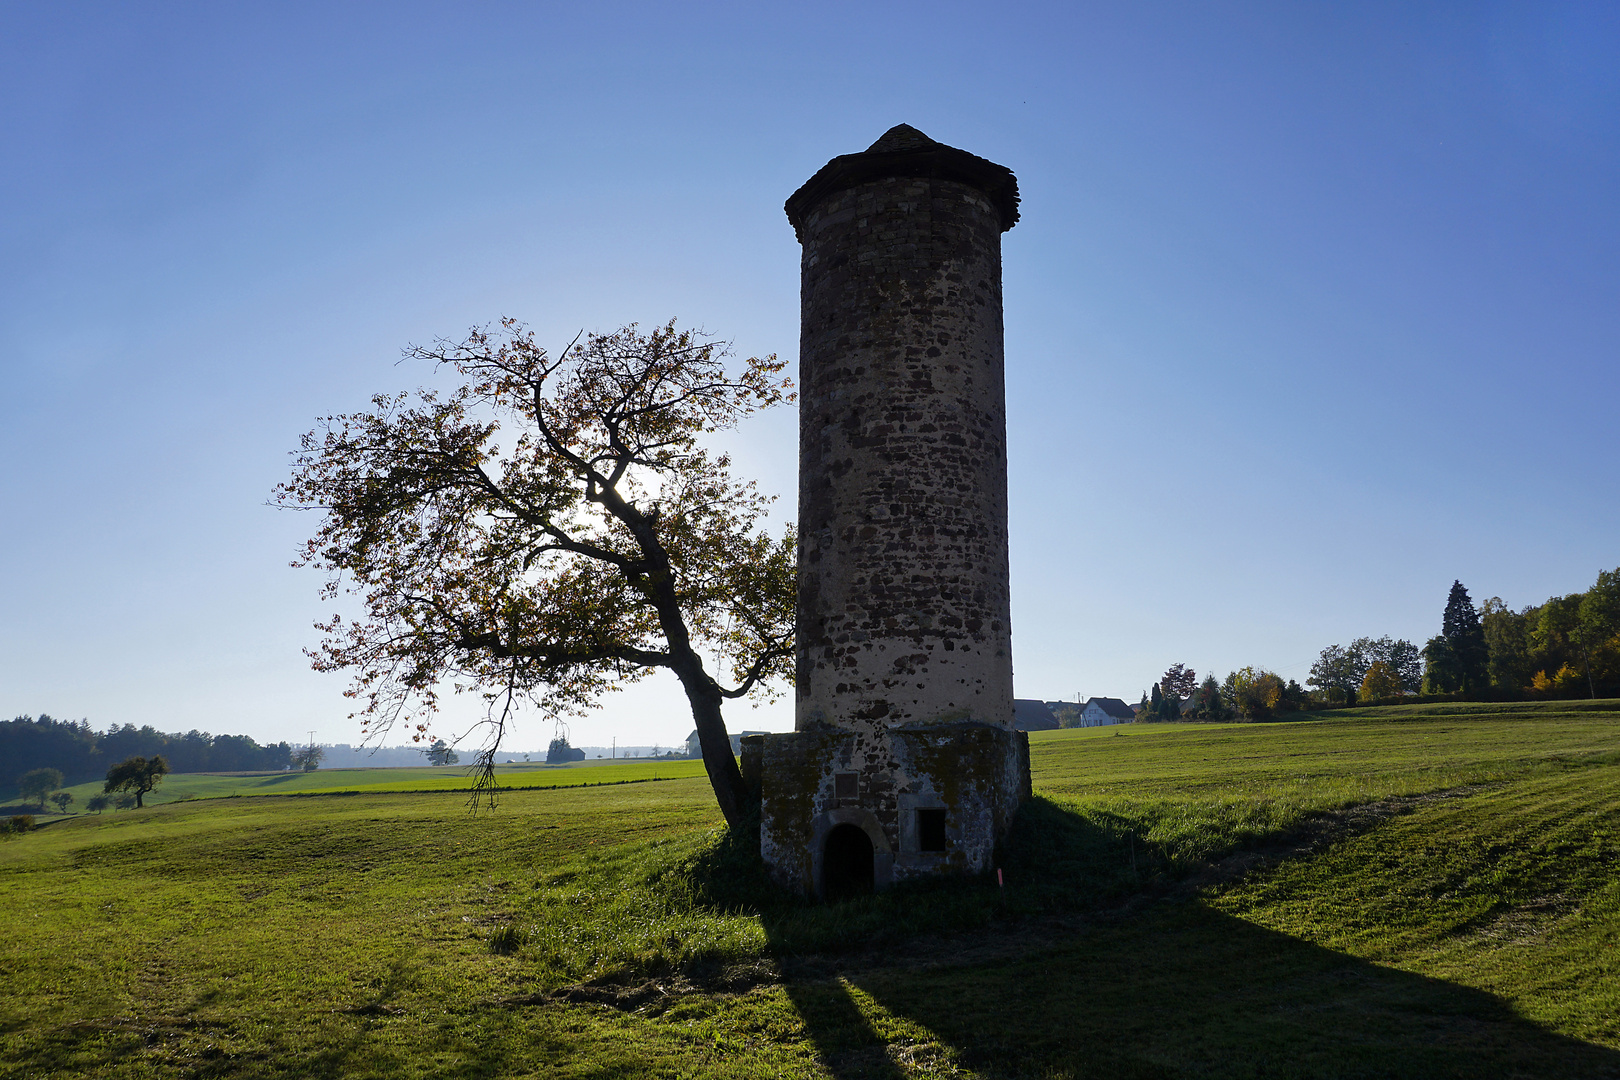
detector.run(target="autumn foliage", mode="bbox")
[276,321,795,823]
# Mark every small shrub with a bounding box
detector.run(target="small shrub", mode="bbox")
[9,815,36,833]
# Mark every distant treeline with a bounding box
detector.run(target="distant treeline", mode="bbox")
[1137,567,1620,723]
[3,715,294,790]
[1463,567,1620,699]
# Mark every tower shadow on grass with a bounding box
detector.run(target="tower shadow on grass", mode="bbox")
[726,798,1620,1080]
[821,903,1620,1079]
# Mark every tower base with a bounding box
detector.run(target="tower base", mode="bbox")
[749,725,1030,899]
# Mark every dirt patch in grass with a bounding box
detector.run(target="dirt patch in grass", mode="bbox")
[1469,893,1581,942]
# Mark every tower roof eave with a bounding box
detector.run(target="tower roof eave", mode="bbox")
[784,124,1020,241]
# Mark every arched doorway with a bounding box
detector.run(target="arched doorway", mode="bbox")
[822,823,875,900]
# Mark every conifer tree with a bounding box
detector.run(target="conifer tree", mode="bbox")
[1441,580,1489,695]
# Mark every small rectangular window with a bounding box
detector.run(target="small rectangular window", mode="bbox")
[834,772,858,800]
[917,808,947,852]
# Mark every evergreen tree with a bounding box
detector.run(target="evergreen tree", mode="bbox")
[1441,581,1489,695]
[1149,682,1165,722]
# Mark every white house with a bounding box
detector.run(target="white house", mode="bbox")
[1078,697,1136,727]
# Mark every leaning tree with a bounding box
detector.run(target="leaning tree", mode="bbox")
[103,756,169,809]
[276,321,795,825]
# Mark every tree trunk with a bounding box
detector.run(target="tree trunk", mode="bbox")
[671,662,752,827]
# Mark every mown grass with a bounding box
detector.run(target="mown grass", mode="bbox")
[2,702,1617,1078]
[1024,701,1620,867]
[27,757,709,812]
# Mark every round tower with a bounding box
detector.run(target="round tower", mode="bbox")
[785,123,1021,737]
[755,125,1026,897]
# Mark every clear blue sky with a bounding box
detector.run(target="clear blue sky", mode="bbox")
[3,2,1616,751]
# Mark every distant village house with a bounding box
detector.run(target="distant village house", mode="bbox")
[1013,699,1060,731]
[1077,697,1136,727]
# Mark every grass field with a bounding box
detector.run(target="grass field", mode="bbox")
[3,701,1617,1078]
[25,757,710,811]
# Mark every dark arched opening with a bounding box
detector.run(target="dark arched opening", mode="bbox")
[822,823,875,901]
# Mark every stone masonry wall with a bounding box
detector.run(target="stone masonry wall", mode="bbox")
[794,173,1014,737]
[757,726,1029,896]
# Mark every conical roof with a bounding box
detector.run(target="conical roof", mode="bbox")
[785,124,1019,240]
[866,123,937,153]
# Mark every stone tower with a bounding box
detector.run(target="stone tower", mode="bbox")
[750,124,1028,898]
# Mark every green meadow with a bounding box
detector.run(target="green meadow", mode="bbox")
[45,757,708,809]
[3,701,1618,1078]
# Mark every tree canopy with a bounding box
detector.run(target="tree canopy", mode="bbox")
[1226,667,1284,719]
[291,745,325,772]
[1308,643,1365,703]
[1309,636,1421,703]
[18,768,63,810]
[276,321,795,824]
[1160,663,1197,700]
[103,756,169,809]
[1359,660,1404,701]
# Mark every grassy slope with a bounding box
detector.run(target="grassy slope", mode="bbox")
[1,703,1617,1078]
